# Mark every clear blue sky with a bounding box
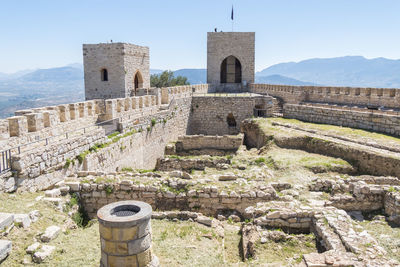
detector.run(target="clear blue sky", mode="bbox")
[1,0,400,73]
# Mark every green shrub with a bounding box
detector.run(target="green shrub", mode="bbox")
[151,118,157,127]
[105,185,113,196]
[255,157,266,164]
[107,131,120,139]
[76,151,90,164]
[64,158,74,169]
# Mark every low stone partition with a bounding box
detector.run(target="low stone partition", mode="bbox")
[167,134,243,156]
[68,179,277,218]
[384,191,400,224]
[249,83,400,109]
[155,157,231,172]
[328,182,386,211]
[310,180,400,225]
[243,202,392,266]
[283,103,400,136]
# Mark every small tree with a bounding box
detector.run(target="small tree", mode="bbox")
[150,71,190,88]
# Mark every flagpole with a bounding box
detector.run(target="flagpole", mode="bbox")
[231,5,234,32]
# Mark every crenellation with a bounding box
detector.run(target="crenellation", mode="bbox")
[8,116,28,137]
[68,103,79,120]
[57,104,70,122]
[42,110,59,128]
[77,102,87,118]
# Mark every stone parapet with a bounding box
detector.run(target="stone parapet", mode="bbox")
[250,83,400,109]
[283,103,400,136]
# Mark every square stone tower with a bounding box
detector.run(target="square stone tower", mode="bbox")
[83,42,150,100]
[207,32,255,91]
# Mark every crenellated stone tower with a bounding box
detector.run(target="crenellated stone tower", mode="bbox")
[83,42,150,100]
[207,32,255,92]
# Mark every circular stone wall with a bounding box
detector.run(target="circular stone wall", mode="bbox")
[97,200,158,267]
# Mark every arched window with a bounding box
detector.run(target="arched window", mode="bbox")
[101,69,108,81]
[220,56,242,83]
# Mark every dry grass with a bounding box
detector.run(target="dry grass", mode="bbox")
[358,219,400,262]
[0,192,100,267]
[266,117,400,145]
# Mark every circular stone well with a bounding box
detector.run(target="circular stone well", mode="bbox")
[97,200,158,267]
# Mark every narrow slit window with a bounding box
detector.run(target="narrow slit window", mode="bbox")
[101,69,108,81]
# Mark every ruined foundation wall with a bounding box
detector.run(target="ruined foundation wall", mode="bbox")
[71,181,277,218]
[175,134,243,153]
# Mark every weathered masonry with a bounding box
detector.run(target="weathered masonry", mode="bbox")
[207,32,255,92]
[83,43,150,100]
[2,34,400,193]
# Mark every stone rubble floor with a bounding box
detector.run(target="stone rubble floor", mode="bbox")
[1,117,400,266]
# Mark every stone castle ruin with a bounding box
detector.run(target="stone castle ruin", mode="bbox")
[0,32,400,266]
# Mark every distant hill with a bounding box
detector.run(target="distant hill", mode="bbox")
[173,69,206,84]
[1,55,400,118]
[255,74,317,86]
[257,56,400,88]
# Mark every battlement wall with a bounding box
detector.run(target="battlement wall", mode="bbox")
[0,84,210,191]
[0,84,208,152]
[250,83,400,108]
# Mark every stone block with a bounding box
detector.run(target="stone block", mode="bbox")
[69,104,78,120]
[45,189,61,198]
[0,213,14,231]
[8,116,28,136]
[26,242,41,254]
[25,113,44,132]
[0,240,12,263]
[137,248,152,266]
[41,225,61,242]
[57,104,70,122]
[128,234,151,254]
[102,239,128,255]
[112,226,138,241]
[43,110,59,127]
[107,255,138,267]
[32,245,55,263]
[14,214,31,228]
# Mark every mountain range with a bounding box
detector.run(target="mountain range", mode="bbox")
[1,56,400,118]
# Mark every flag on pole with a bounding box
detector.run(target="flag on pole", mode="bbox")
[231,5,234,20]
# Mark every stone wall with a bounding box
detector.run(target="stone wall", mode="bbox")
[385,191,400,224]
[249,83,400,109]
[241,120,400,178]
[283,103,400,136]
[174,134,243,155]
[84,97,192,172]
[1,100,102,151]
[69,180,277,218]
[207,32,255,86]
[189,94,274,135]
[0,84,210,192]
[9,128,105,191]
[83,43,150,100]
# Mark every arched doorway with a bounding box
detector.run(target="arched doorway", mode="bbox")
[133,71,143,95]
[220,56,242,83]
